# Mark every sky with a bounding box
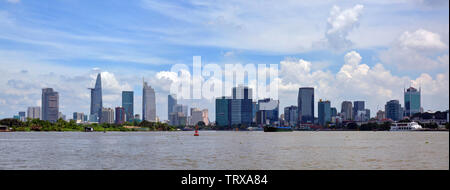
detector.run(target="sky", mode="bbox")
[0,0,449,121]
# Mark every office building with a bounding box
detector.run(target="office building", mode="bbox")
[404,87,421,117]
[385,100,402,121]
[100,107,114,124]
[168,94,177,120]
[298,87,314,124]
[341,101,353,121]
[256,98,279,125]
[73,112,85,124]
[27,106,40,120]
[353,101,365,120]
[142,81,156,122]
[42,88,59,122]
[318,100,331,126]
[18,111,26,122]
[89,73,102,122]
[215,96,231,127]
[284,106,298,127]
[115,107,126,124]
[191,108,209,126]
[122,91,134,121]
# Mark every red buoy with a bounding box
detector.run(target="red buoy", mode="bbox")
[194,125,199,136]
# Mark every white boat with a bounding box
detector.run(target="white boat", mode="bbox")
[390,122,423,131]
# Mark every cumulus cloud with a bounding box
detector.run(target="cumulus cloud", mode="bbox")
[277,50,449,115]
[380,29,449,70]
[324,4,364,51]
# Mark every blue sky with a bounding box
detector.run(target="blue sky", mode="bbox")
[0,0,448,120]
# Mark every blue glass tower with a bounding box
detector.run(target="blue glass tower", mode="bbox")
[122,91,134,121]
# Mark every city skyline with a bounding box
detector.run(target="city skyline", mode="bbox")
[0,0,448,120]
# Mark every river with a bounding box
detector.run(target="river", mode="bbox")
[0,131,448,170]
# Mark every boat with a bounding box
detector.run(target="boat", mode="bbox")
[390,122,423,131]
[263,126,293,132]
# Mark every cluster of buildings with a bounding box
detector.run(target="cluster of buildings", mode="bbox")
[168,94,210,126]
[9,71,446,128]
[13,73,158,125]
[215,85,279,127]
[214,86,433,128]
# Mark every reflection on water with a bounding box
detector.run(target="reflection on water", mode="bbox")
[0,131,448,170]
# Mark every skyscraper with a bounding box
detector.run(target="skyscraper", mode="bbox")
[284,106,298,127]
[256,98,279,125]
[18,111,26,122]
[353,101,365,120]
[232,85,253,125]
[318,99,331,126]
[168,94,177,119]
[215,96,231,127]
[404,87,421,117]
[142,81,156,122]
[42,88,59,123]
[385,100,402,121]
[89,73,102,122]
[27,106,40,119]
[73,112,85,123]
[122,91,134,121]
[341,101,353,121]
[115,107,126,124]
[100,107,114,124]
[298,87,314,124]
[330,107,337,117]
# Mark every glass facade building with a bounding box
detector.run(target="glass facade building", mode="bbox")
[298,87,314,124]
[318,100,331,126]
[42,88,59,123]
[122,91,134,121]
[385,100,402,121]
[215,97,231,127]
[404,87,421,117]
[89,73,102,122]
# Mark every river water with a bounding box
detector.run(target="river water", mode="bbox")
[0,131,448,170]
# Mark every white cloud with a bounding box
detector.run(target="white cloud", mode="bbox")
[324,4,364,51]
[380,29,449,70]
[277,50,449,115]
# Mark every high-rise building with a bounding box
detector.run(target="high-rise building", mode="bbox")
[298,87,314,124]
[173,104,188,117]
[341,101,353,121]
[284,106,298,127]
[27,106,40,120]
[168,94,177,120]
[122,91,134,121]
[142,81,156,122]
[232,85,253,125]
[18,111,26,122]
[89,73,102,122]
[256,98,279,125]
[100,107,114,124]
[115,107,126,124]
[385,100,402,121]
[215,96,231,127]
[230,99,242,125]
[73,112,85,123]
[365,109,371,120]
[404,87,421,117]
[353,101,365,120]
[376,110,385,120]
[191,108,209,126]
[330,107,337,117]
[42,88,59,122]
[318,100,331,126]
